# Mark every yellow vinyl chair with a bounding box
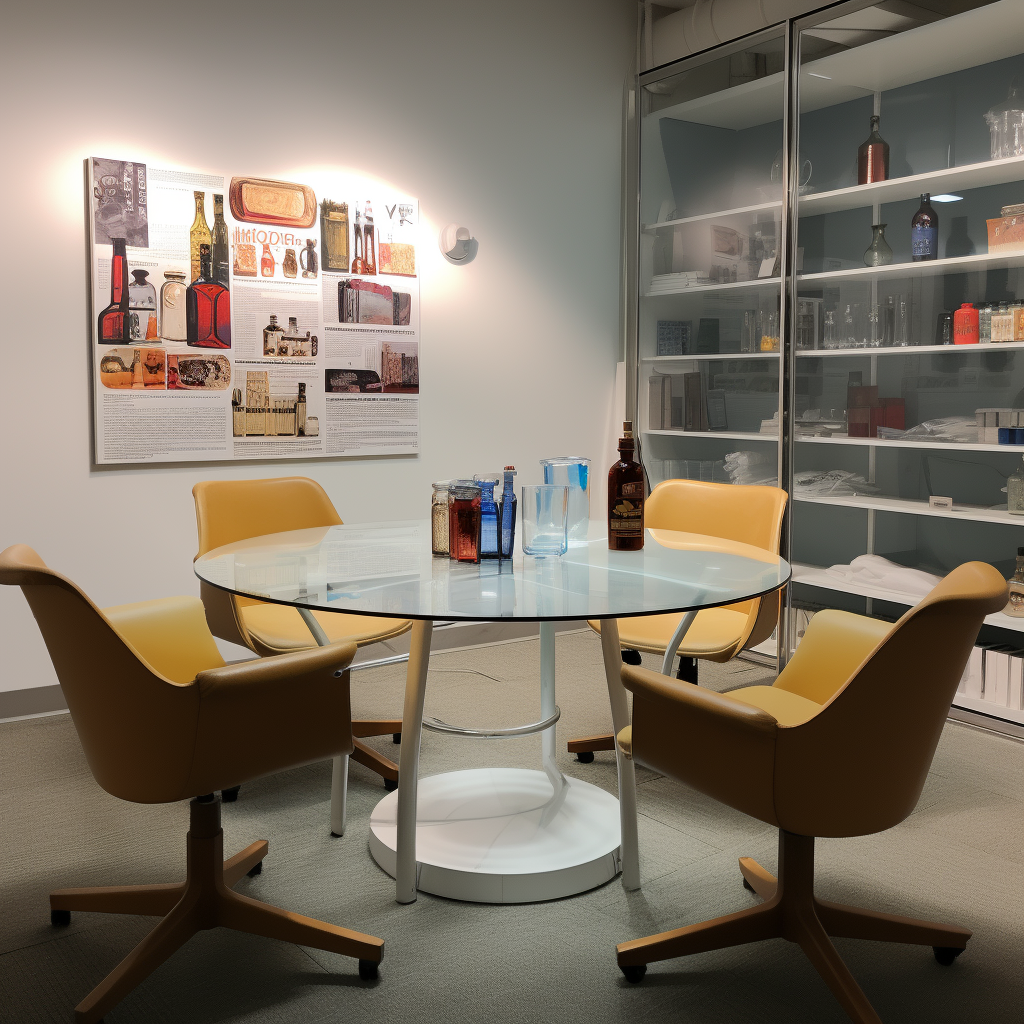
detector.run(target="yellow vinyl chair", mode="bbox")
[0,544,383,1024]
[569,479,787,762]
[614,561,1007,1024]
[193,477,413,833]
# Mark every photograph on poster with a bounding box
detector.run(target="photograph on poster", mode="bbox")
[87,155,419,465]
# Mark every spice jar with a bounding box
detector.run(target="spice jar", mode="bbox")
[448,481,482,563]
[431,481,451,556]
[953,303,979,345]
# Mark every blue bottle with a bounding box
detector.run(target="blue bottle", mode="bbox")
[499,465,517,558]
[478,479,501,559]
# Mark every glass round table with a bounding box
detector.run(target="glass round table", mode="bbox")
[194,520,790,905]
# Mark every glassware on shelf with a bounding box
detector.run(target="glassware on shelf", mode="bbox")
[823,308,840,349]
[448,481,482,562]
[499,466,517,559]
[1008,459,1024,516]
[985,78,1024,159]
[882,296,895,347]
[992,302,1014,342]
[1005,546,1024,616]
[863,223,893,267]
[911,194,939,262]
[866,304,883,347]
[522,484,569,556]
[540,457,590,543]
[980,303,993,344]
[742,310,758,353]
[431,481,451,556]
[129,269,158,342]
[159,271,187,342]
[759,309,780,351]
[894,295,912,347]
[796,299,819,350]
[953,303,979,344]
[857,114,889,184]
[843,303,861,348]
[934,310,953,346]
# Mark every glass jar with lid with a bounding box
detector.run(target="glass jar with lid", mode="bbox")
[448,481,482,563]
[431,481,451,556]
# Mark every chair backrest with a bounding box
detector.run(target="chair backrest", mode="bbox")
[647,479,788,649]
[193,477,343,647]
[0,545,201,803]
[774,561,1007,838]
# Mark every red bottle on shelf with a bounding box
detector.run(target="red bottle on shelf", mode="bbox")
[186,244,231,349]
[857,115,889,185]
[953,303,980,344]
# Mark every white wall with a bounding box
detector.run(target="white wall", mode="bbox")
[0,0,633,693]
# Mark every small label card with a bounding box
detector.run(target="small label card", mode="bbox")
[929,495,953,510]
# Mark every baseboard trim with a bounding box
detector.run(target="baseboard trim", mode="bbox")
[0,620,591,723]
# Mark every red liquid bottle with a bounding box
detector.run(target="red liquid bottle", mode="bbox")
[97,237,131,344]
[857,115,889,185]
[186,244,231,348]
[608,421,645,551]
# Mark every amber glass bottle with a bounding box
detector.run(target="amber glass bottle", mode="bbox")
[608,421,645,550]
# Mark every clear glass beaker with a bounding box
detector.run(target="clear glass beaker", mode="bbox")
[521,484,569,556]
[539,457,590,544]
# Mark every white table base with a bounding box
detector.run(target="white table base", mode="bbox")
[368,767,621,903]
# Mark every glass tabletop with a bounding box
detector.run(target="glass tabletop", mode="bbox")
[194,520,790,623]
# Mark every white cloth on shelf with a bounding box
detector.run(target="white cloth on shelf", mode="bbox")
[824,554,942,600]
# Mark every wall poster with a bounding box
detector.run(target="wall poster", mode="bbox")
[88,156,419,465]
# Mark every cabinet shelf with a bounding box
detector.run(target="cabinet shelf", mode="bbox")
[800,155,1024,218]
[643,201,781,232]
[796,341,1024,358]
[647,429,1024,454]
[644,429,776,442]
[642,353,778,362]
[795,492,1024,527]
[646,276,780,298]
[792,562,1024,634]
[798,249,1024,286]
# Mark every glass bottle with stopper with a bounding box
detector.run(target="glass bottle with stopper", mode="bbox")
[608,421,644,551]
[857,114,889,184]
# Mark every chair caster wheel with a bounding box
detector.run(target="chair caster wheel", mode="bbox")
[330,831,344,838]
[383,778,398,792]
[934,946,964,966]
[620,964,646,984]
[221,786,241,803]
[576,751,595,764]
[392,733,401,744]
[621,649,642,666]
[359,959,379,980]
[247,862,263,878]
[742,878,755,893]
[51,909,71,927]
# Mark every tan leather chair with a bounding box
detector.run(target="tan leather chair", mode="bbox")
[193,477,413,812]
[0,544,383,1024]
[614,561,1007,1024]
[569,479,787,761]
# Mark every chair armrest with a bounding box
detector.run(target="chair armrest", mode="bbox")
[621,664,780,826]
[184,641,358,796]
[774,609,891,706]
[103,596,225,685]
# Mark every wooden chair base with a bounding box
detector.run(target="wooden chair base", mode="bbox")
[616,830,970,1024]
[52,797,384,1024]
[352,718,402,786]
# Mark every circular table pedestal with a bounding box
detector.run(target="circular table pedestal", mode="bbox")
[368,767,621,903]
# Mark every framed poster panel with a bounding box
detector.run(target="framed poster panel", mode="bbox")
[88,156,419,465]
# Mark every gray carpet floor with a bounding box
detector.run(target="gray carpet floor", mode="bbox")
[1,630,1021,1023]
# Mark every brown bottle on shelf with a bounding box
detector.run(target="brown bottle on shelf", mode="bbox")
[608,421,645,551]
[857,114,889,185]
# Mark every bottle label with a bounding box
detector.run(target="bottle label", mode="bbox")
[609,481,644,535]
[911,225,936,258]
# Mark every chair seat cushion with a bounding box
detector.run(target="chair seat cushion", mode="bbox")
[728,684,823,727]
[590,606,751,662]
[241,603,411,654]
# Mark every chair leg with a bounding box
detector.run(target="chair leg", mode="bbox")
[815,899,971,950]
[738,856,777,900]
[331,754,349,837]
[617,830,959,1024]
[351,739,399,785]
[222,840,269,887]
[617,900,781,967]
[51,882,185,919]
[64,797,382,1024]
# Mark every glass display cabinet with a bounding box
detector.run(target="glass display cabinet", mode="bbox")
[634,0,1024,731]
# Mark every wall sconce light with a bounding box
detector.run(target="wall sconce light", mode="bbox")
[439,224,477,264]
